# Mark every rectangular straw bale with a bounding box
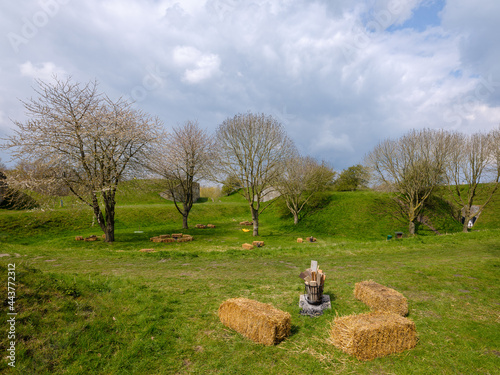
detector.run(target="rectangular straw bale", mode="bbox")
[172,233,183,239]
[218,298,291,346]
[330,311,417,361]
[354,280,408,316]
[195,224,207,229]
[297,238,303,243]
[159,234,171,239]
[75,236,84,241]
[161,238,176,243]
[207,224,216,228]
[242,243,254,250]
[252,241,264,247]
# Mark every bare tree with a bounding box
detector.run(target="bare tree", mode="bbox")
[147,120,213,229]
[445,129,500,232]
[2,77,162,242]
[275,155,335,224]
[214,113,296,236]
[366,128,452,235]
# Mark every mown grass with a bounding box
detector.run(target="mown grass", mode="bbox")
[0,182,499,374]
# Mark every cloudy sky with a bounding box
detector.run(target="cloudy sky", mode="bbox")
[1,0,500,170]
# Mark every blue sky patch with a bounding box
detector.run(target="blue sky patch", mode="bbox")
[389,0,446,32]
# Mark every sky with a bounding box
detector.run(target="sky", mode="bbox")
[1,0,500,171]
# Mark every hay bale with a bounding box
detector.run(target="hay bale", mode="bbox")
[84,237,98,242]
[172,233,183,239]
[159,234,171,239]
[306,236,317,242]
[177,235,193,243]
[239,221,253,226]
[329,311,417,361]
[252,241,264,247]
[150,237,158,242]
[354,280,408,316]
[218,298,291,346]
[242,243,254,250]
[161,238,176,243]
[75,236,84,241]
[139,249,155,253]
[152,238,163,243]
[207,224,216,228]
[297,238,303,243]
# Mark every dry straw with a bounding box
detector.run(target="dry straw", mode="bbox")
[330,311,417,361]
[354,280,408,316]
[218,298,291,346]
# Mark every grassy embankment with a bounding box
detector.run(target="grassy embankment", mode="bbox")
[0,180,499,374]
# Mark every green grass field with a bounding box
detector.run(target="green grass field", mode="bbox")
[0,183,499,374]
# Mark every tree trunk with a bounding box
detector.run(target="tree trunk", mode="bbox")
[182,202,191,229]
[251,207,259,236]
[462,206,470,233]
[293,211,299,225]
[103,193,116,243]
[462,219,471,233]
[409,221,416,235]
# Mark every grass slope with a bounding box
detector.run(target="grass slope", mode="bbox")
[0,181,499,374]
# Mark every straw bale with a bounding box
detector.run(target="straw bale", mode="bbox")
[306,236,317,242]
[139,249,155,253]
[150,237,157,242]
[330,311,417,361]
[218,298,291,346]
[84,237,98,242]
[242,243,254,250]
[177,236,193,243]
[239,221,253,226]
[159,234,171,239]
[172,233,183,238]
[75,236,84,241]
[354,280,408,316]
[207,224,216,228]
[252,241,264,247]
[195,224,207,229]
[297,238,303,243]
[161,238,176,243]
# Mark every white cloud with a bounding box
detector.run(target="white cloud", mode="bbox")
[173,46,203,66]
[0,0,499,169]
[184,54,221,84]
[19,61,67,81]
[172,46,221,84]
